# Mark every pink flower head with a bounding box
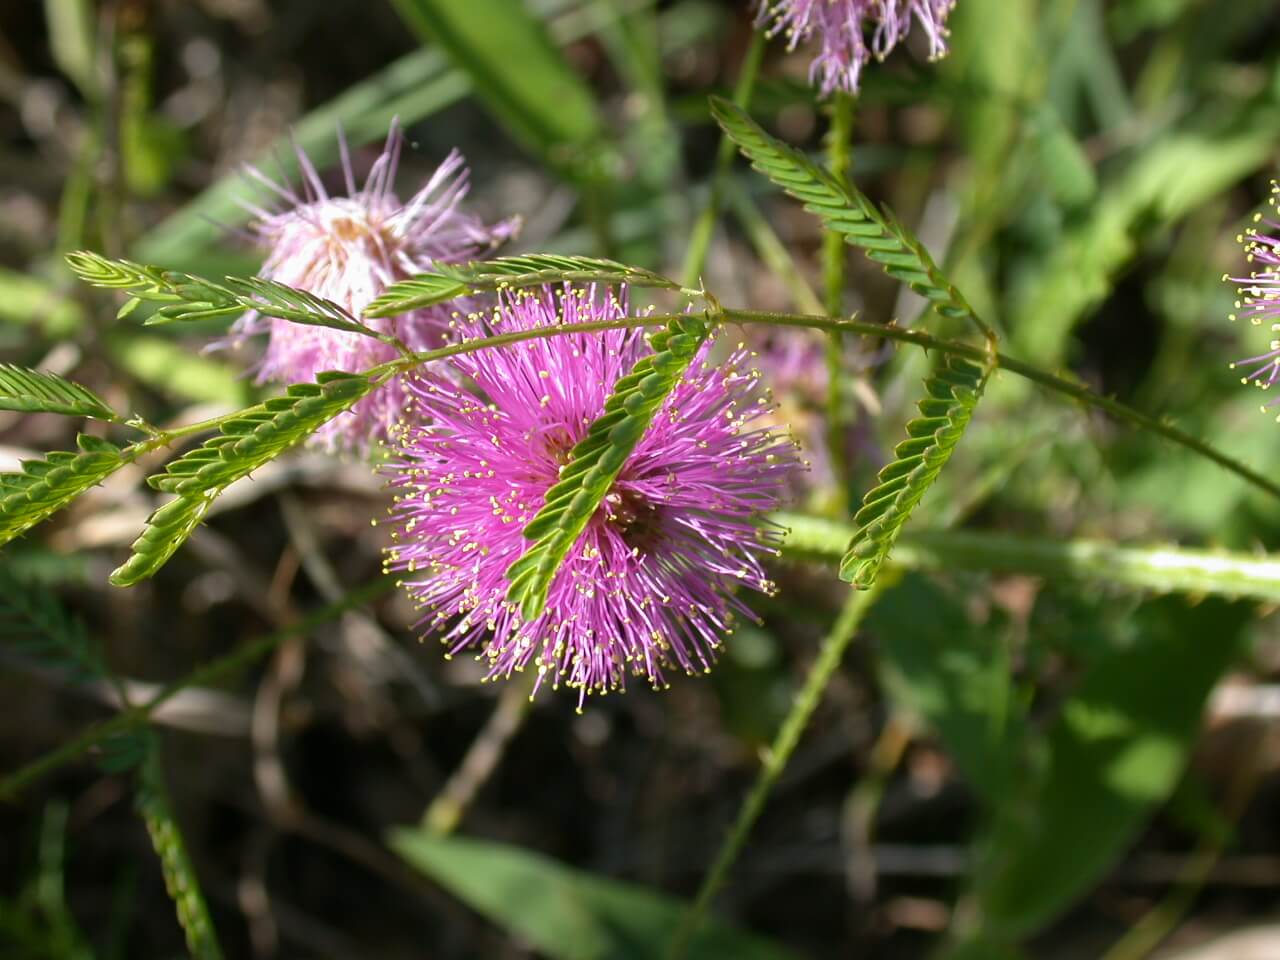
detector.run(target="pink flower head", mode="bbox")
[1229,182,1280,405]
[381,286,802,705]
[757,0,957,96]
[231,123,518,449]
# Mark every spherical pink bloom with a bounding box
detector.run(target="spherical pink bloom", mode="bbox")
[231,124,518,449]
[1229,183,1280,403]
[381,286,802,704]
[757,0,956,96]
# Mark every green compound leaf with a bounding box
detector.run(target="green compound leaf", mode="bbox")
[364,255,683,318]
[709,98,989,340]
[505,314,709,621]
[110,495,216,588]
[67,251,375,336]
[0,435,129,546]
[213,275,368,336]
[65,250,242,324]
[0,566,107,684]
[0,364,119,421]
[0,562,149,772]
[840,357,988,588]
[136,738,224,960]
[111,372,379,586]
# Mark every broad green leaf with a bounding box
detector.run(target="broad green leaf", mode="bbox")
[389,0,603,171]
[1028,103,1097,210]
[975,595,1251,939]
[44,0,97,100]
[868,574,1023,804]
[939,942,1027,960]
[390,830,796,960]
[1012,92,1280,365]
[0,365,118,421]
[105,333,251,407]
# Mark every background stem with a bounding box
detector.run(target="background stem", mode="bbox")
[823,91,856,508]
[679,32,766,289]
[666,585,881,959]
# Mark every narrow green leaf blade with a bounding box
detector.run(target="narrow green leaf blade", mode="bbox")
[389,0,603,169]
[390,830,796,960]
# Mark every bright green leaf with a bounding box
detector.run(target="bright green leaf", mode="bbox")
[869,574,1024,804]
[975,596,1251,938]
[390,830,797,960]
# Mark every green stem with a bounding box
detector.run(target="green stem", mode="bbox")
[823,92,856,506]
[104,306,1280,570]
[775,511,1280,603]
[720,308,1280,503]
[667,586,880,959]
[0,578,393,801]
[422,673,536,835]
[680,32,766,289]
[152,314,681,447]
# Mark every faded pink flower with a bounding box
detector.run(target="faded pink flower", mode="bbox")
[757,0,956,96]
[231,124,518,449]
